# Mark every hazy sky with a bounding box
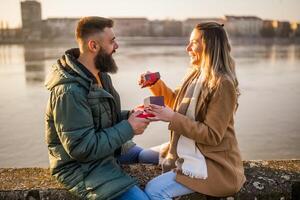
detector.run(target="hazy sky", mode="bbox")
[0,0,299,28]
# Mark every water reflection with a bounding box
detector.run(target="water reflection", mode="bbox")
[23,44,46,85]
[1,43,299,88]
[0,43,300,167]
[0,45,24,65]
[3,43,300,87]
[0,46,12,65]
[231,44,300,65]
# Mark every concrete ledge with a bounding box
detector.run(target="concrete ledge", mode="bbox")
[0,160,299,200]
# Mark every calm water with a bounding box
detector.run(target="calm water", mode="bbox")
[0,42,300,167]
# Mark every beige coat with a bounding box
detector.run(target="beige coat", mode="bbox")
[149,70,246,197]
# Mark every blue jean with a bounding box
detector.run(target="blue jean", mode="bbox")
[117,145,159,165]
[145,171,194,200]
[114,145,159,200]
[114,185,150,200]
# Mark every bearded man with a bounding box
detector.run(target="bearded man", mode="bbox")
[44,17,151,200]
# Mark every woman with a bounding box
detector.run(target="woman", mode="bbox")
[140,22,246,199]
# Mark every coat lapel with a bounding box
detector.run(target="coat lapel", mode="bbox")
[167,69,199,161]
[167,69,212,162]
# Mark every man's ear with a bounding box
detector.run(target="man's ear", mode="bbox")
[87,40,99,52]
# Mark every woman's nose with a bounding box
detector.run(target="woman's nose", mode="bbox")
[186,43,191,52]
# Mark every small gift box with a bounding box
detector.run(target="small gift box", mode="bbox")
[137,96,165,118]
[141,72,160,88]
[144,96,165,107]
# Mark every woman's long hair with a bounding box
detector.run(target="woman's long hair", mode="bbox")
[195,22,240,97]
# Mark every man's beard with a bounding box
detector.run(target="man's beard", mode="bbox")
[94,48,118,74]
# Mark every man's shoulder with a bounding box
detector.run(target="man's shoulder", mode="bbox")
[53,82,87,98]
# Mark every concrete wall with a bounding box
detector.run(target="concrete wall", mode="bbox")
[0,160,299,200]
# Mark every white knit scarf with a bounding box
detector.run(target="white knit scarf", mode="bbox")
[176,73,208,179]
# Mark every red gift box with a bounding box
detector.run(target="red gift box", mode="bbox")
[137,112,155,118]
[141,72,160,88]
[136,105,155,118]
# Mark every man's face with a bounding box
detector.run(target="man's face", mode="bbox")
[94,27,119,73]
[186,29,203,66]
[99,27,119,55]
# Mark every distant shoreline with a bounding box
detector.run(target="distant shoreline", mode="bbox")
[0,37,300,46]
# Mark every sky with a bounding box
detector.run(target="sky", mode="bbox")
[0,0,299,28]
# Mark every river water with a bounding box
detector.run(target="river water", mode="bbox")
[0,42,299,167]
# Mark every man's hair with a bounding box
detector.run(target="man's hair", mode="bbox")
[75,16,114,41]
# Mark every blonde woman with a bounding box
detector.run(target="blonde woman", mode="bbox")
[141,22,246,199]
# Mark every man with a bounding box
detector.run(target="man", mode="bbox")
[45,17,151,199]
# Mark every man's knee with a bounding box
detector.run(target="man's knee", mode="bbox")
[138,149,159,164]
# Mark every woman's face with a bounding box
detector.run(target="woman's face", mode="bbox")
[186,29,203,66]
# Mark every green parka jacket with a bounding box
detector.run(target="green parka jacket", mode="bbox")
[45,49,136,199]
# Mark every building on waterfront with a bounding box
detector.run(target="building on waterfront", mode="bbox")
[291,22,300,37]
[149,20,164,36]
[113,18,150,36]
[21,0,42,41]
[0,25,22,43]
[224,15,263,37]
[161,20,183,37]
[150,20,183,37]
[1,0,299,43]
[261,20,276,37]
[42,18,79,41]
[183,18,225,36]
[276,21,292,38]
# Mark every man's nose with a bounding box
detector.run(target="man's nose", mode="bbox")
[114,42,119,50]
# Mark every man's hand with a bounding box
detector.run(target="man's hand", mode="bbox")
[128,110,150,135]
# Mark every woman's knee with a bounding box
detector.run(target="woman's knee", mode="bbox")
[144,174,174,200]
[145,180,164,200]
[145,171,193,200]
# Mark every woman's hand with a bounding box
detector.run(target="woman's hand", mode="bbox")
[138,71,151,87]
[146,104,175,122]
